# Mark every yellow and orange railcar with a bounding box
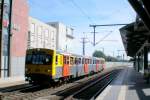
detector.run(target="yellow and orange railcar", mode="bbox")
[25,48,105,84]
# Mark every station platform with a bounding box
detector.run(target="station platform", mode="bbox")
[96,66,150,100]
[0,76,26,88]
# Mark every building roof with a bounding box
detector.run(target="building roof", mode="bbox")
[119,0,150,57]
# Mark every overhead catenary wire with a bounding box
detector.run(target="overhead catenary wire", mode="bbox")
[69,0,95,24]
[95,31,113,45]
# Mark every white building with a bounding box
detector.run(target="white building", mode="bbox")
[47,22,74,51]
[28,17,56,50]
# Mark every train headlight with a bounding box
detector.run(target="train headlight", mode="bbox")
[47,70,51,72]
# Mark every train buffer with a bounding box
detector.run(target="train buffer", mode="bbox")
[96,66,150,100]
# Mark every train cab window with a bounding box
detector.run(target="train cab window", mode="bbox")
[26,55,32,64]
[26,54,52,65]
[45,55,52,64]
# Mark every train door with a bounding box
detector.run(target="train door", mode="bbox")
[102,60,105,69]
[70,56,76,77]
[84,58,88,74]
[75,57,80,77]
[63,55,70,77]
[96,60,99,71]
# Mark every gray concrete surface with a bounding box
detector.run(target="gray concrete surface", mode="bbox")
[96,65,150,100]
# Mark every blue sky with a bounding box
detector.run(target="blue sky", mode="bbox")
[28,0,136,59]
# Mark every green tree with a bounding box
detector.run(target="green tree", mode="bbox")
[93,50,106,58]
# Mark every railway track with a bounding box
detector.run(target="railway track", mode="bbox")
[42,68,121,100]
[0,67,123,100]
[72,70,119,100]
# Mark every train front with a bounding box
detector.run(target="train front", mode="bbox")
[25,49,55,84]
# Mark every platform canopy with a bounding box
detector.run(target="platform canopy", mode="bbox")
[119,0,150,57]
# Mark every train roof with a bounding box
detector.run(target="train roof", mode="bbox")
[27,48,105,60]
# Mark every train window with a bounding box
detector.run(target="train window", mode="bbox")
[87,59,89,64]
[73,58,75,64]
[32,55,37,64]
[94,60,96,64]
[79,58,81,64]
[82,58,84,64]
[56,55,58,64]
[26,54,52,65]
[60,55,63,65]
[45,55,52,64]
[64,56,67,64]
[26,55,32,64]
[75,58,78,64]
[70,57,75,65]
[85,59,87,64]
[67,56,70,64]
[39,55,45,64]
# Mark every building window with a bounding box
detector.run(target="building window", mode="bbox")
[38,26,42,36]
[30,23,35,33]
[37,26,42,46]
[45,29,49,38]
[51,31,54,41]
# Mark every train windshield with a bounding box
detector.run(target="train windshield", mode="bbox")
[26,54,52,65]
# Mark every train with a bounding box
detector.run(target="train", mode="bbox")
[25,48,105,84]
